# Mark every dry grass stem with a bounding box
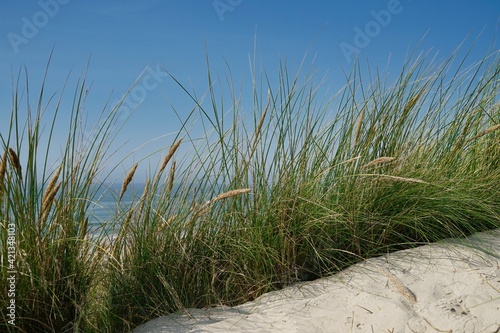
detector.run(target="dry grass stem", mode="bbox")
[82,217,89,237]
[362,157,396,168]
[8,147,22,180]
[120,163,138,200]
[159,139,182,175]
[343,156,362,165]
[466,123,500,143]
[363,174,428,184]
[156,214,177,234]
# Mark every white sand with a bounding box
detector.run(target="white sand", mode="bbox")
[134,229,500,333]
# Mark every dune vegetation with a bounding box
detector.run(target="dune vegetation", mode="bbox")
[1,46,499,332]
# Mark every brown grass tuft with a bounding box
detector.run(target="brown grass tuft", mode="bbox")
[120,163,138,200]
[8,148,22,180]
[0,152,7,192]
[159,139,182,175]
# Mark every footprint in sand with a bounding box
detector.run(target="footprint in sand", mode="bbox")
[415,298,478,333]
[440,299,471,317]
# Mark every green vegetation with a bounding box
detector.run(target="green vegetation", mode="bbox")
[1,47,499,332]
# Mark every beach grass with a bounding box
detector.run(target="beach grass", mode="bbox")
[1,46,499,332]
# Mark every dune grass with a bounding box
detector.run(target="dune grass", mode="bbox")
[1,46,500,332]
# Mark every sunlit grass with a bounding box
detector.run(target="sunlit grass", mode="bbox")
[1,46,499,332]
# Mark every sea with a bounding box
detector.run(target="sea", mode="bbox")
[87,182,146,232]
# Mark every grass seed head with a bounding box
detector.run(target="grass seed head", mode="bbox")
[137,179,150,219]
[41,182,61,223]
[210,188,252,203]
[159,139,182,175]
[120,163,138,200]
[8,147,22,180]
[362,157,396,168]
[0,152,7,192]
[252,90,271,151]
[43,166,62,203]
[0,151,7,179]
[403,88,425,114]
[167,160,176,194]
[467,123,500,143]
[353,107,365,147]
[195,188,252,217]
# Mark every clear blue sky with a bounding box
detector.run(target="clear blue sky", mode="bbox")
[1,0,499,182]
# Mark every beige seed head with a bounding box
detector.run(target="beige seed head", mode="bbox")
[42,166,62,203]
[137,179,150,220]
[251,90,271,158]
[41,182,61,223]
[167,160,176,194]
[120,163,138,200]
[8,148,22,180]
[403,88,425,114]
[139,179,150,203]
[362,156,396,169]
[466,123,500,143]
[159,138,182,175]
[0,151,7,180]
[209,188,252,203]
[353,107,365,147]
[0,152,7,192]
[196,188,252,217]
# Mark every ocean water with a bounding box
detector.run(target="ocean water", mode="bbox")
[88,182,145,230]
[87,181,226,233]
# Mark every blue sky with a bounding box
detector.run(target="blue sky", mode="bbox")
[1,0,499,182]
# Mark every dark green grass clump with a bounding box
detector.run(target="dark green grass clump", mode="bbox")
[1,47,499,332]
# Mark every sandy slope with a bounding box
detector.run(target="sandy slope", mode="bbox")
[134,229,500,333]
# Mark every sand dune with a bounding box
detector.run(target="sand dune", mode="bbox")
[134,229,500,333]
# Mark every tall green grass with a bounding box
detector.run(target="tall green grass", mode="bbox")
[1,47,499,332]
[0,58,135,331]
